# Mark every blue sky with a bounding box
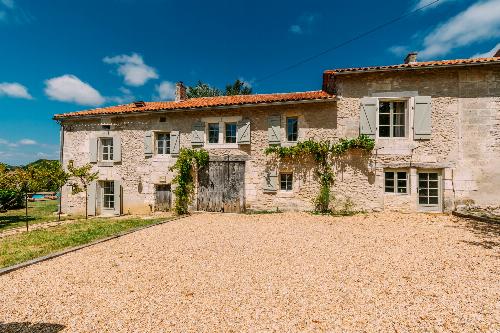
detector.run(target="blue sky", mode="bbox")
[0,0,499,165]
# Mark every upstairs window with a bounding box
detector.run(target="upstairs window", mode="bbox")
[208,123,219,144]
[280,173,293,191]
[286,117,298,142]
[225,123,237,143]
[100,138,114,161]
[156,133,171,155]
[385,171,408,194]
[379,101,406,138]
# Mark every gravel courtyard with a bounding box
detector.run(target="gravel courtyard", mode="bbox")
[1,212,499,332]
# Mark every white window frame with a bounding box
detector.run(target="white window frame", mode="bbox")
[102,180,115,210]
[202,116,242,148]
[384,169,409,195]
[377,99,409,139]
[99,137,114,161]
[280,173,293,192]
[155,132,171,155]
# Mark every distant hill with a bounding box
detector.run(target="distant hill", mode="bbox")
[25,159,59,168]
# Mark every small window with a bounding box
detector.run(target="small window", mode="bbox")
[100,138,114,161]
[385,171,408,194]
[102,181,115,209]
[225,123,237,143]
[156,132,170,155]
[101,125,111,130]
[159,117,166,123]
[280,173,293,191]
[379,101,406,138]
[208,123,219,143]
[286,117,298,142]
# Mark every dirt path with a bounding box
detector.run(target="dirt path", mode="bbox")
[0,212,498,332]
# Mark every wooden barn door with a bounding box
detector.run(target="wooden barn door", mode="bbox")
[197,160,245,213]
[155,184,172,211]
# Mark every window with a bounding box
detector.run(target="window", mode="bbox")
[100,138,113,161]
[101,125,111,130]
[103,181,115,209]
[286,117,298,142]
[385,171,408,194]
[159,117,166,123]
[225,123,237,143]
[280,173,293,191]
[156,133,170,155]
[208,123,219,143]
[379,101,406,138]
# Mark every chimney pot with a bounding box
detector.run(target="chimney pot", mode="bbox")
[494,49,500,58]
[175,81,187,102]
[404,52,418,64]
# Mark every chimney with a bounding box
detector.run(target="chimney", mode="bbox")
[494,49,500,58]
[175,81,187,102]
[404,52,418,64]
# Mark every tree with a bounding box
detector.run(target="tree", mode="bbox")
[186,81,222,98]
[225,79,252,96]
[67,160,99,220]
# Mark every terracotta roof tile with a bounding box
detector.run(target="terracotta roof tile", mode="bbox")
[54,90,334,119]
[324,56,500,75]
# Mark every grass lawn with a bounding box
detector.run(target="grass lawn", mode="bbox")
[0,200,78,232]
[0,216,167,268]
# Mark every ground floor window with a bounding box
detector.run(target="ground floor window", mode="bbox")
[103,181,115,209]
[280,173,293,191]
[385,171,408,194]
[418,172,439,205]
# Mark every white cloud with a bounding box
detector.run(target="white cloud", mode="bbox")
[107,86,135,104]
[388,45,410,56]
[471,42,500,58]
[289,24,302,34]
[103,53,158,86]
[19,138,36,145]
[419,0,500,59]
[0,138,17,147]
[1,0,14,9]
[412,0,458,11]
[44,74,106,106]
[238,77,254,89]
[0,82,32,99]
[155,81,176,100]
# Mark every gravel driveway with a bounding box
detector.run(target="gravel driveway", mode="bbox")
[1,212,499,332]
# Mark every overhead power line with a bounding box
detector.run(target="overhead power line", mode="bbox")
[255,0,441,83]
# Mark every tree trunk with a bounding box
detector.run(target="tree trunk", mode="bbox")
[25,193,28,231]
[85,188,88,220]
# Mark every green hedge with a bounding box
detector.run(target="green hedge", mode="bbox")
[0,189,24,210]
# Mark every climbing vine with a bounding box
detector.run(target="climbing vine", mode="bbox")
[170,148,209,215]
[265,135,375,213]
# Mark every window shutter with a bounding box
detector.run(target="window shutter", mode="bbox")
[414,96,432,140]
[89,137,98,163]
[360,97,377,138]
[191,121,205,146]
[87,181,97,216]
[263,169,278,192]
[113,135,121,162]
[237,119,251,144]
[268,115,281,145]
[113,180,121,215]
[170,130,180,155]
[144,131,153,158]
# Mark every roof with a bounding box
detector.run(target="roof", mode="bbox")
[324,56,500,75]
[54,90,334,119]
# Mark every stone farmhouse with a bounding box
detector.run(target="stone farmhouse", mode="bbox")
[54,51,500,216]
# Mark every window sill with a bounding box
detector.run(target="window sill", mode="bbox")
[97,161,115,167]
[205,143,239,149]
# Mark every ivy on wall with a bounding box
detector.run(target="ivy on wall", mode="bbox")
[265,135,375,213]
[170,148,209,215]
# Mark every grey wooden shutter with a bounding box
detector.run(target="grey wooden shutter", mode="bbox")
[113,180,121,215]
[170,130,180,155]
[144,131,153,158]
[87,181,97,216]
[89,137,98,163]
[191,121,205,146]
[414,96,432,140]
[268,115,281,145]
[237,119,251,144]
[113,135,121,162]
[360,97,377,138]
[263,169,278,192]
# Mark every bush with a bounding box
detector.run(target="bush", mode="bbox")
[0,189,24,211]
